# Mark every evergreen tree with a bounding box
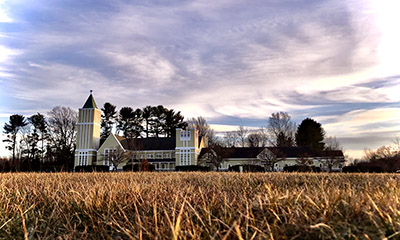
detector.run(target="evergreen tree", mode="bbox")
[101,102,117,143]
[164,109,187,137]
[295,118,325,152]
[28,113,48,170]
[142,106,153,137]
[3,114,28,171]
[151,105,167,137]
[117,107,143,138]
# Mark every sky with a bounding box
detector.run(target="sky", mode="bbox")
[1,0,400,159]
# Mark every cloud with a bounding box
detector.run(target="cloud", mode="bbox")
[1,0,400,158]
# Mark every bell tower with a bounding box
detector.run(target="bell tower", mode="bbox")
[74,91,101,169]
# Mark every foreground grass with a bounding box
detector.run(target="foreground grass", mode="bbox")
[0,173,399,239]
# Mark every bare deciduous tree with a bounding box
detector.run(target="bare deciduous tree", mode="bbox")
[101,148,129,171]
[258,127,269,147]
[47,106,78,170]
[247,132,262,147]
[187,116,216,146]
[236,125,248,147]
[223,131,238,147]
[258,148,285,171]
[322,136,345,172]
[268,112,296,147]
[198,144,232,171]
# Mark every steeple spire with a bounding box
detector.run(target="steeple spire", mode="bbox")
[82,91,98,109]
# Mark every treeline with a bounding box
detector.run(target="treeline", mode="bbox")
[349,140,400,172]
[202,112,340,153]
[2,107,77,172]
[101,103,186,143]
[2,103,187,172]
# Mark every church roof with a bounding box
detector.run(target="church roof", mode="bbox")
[199,147,264,159]
[118,136,176,151]
[82,94,98,109]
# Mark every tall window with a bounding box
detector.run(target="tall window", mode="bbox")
[180,130,191,141]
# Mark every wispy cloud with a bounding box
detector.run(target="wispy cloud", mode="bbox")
[1,0,399,158]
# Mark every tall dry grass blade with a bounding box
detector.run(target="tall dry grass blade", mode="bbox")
[310,223,337,238]
[173,199,186,240]
[383,231,400,240]
[18,205,28,240]
[153,202,159,236]
[221,221,237,240]
[234,222,244,240]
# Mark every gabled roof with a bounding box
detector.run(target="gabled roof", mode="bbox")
[199,147,264,159]
[199,146,345,159]
[117,136,176,151]
[266,147,344,158]
[82,94,98,109]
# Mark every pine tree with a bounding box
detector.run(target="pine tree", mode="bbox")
[3,114,28,170]
[101,102,117,143]
[295,118,325,152]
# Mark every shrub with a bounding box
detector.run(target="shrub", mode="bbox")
[342,166,383,173]
[74,165,110,172]
[123,163,155,172]
[283,165,321,172]
[229,164,265,172]
[175,165,211,172]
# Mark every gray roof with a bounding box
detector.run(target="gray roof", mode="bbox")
[118,136,176,151]
[199,146,344,159]
[82,94,98,109]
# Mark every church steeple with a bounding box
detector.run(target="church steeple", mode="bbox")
[74,92,102,170]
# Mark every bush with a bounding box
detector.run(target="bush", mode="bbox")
[175,165,211,172]
[229,164,265,172]
[74,165,110,172]
[283,165,321,172]
[123,164,155,172]
[342,166,383,173]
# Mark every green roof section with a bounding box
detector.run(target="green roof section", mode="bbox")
[82,94,98,109]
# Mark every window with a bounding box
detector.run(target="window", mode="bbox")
[140,154,145,159]
[156,153,162,159]
[164,153,170,158]
[180,130,191,140]
[147,154,154,159]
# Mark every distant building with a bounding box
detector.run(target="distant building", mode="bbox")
[74,93,206,171]
[74,94,345,171]
[198,147,345,172]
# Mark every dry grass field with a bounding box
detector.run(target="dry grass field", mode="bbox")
[0,172,399,239]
